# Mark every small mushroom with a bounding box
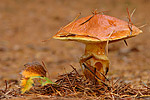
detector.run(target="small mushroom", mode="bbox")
[53,11,142,84]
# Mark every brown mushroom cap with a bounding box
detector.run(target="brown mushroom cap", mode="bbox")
[53,14,142,43]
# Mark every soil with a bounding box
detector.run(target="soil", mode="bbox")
[0,0,150,99]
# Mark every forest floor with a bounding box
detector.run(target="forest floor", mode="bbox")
[0,0,150,99]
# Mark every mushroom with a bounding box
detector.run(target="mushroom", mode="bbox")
[52,11,142,84]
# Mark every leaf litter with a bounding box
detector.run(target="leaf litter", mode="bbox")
[0,62,150,99]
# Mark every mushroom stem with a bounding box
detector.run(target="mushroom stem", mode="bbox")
[80,42,109,84]
[85,42,106,55]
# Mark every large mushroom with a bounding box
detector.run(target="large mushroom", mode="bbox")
[52,11,142,84]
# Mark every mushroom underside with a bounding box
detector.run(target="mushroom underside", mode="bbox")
[53,33,140,43]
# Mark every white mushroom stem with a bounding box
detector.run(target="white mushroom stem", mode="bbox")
[80,42,109,83]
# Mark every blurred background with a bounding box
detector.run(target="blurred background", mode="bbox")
[0,0,149,86]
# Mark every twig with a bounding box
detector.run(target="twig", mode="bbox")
[70,65,79,75]
[80,14,94,25]
[80,9,110,25]
[4,80,8,92]
[127,8,134,35]
[82,63,110,89]
[42,36,53,42]
[96,70,109,82]
[64,13,81,28]
[138,24,147,29]
[41,61,50,79]
[124,40,128,46]
[130,8,136,18]
[49,84,56,95]
[141,81,150,89]
[106,31,114,56]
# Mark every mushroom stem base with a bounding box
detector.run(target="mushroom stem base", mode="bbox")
[80,42,109,84]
